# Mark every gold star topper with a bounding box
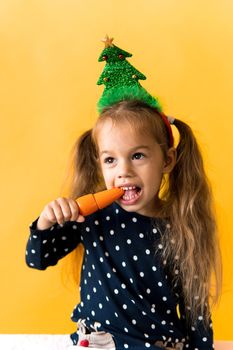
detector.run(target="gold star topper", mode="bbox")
[101,35,114,48]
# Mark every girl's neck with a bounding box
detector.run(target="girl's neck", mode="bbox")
[145,197,167,219]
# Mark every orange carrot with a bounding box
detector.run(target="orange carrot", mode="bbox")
[76,188,124,216]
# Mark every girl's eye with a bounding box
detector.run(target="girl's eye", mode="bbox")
[132,152,145,160]
[103,157,115,164]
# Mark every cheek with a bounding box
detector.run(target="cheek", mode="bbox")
[143,163,164,183]
[100,167,113,184]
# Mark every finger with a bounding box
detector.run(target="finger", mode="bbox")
[51,200,66,225]
[68,199,80,221]
[57,197,73,222]
[44,205,57,224]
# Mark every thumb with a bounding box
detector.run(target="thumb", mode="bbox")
[77,215,85,223]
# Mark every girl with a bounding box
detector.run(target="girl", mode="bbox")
[26,99,221,350]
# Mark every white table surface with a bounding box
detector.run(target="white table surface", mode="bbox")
[0,334,232,350]
[0,334,73,350]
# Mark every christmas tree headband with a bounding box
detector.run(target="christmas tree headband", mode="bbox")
[97,35,175,147]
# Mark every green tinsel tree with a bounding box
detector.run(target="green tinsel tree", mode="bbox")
[97,35,161,113]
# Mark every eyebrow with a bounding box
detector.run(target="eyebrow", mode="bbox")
[99,145,150,156]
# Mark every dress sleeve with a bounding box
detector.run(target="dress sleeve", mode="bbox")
[178,296,214,350]
[25,218,83,270]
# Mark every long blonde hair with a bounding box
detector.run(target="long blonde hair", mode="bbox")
[66,100,222,326]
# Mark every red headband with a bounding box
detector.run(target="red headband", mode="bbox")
[159,112,174,147]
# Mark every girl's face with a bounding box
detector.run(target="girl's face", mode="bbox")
[97,119,176,217]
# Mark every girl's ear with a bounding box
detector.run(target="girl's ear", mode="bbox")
[163,147,177,173]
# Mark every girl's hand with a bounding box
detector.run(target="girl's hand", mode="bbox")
[36,197,85,230]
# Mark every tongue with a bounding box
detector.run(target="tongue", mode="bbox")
[123,189,138,200]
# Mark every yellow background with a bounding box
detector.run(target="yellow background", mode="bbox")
[0,0,232,340]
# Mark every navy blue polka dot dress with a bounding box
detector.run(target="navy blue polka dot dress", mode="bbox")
[26,203,214,350]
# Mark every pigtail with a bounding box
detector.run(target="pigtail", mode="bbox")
[69,129,105,199]
[61,129,105,285]
[162,119,222,326]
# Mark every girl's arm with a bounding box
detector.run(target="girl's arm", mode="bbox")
[25,197,85,270]
[25,218,83,270]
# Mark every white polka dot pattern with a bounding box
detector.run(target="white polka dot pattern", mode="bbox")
[26,203,214,349]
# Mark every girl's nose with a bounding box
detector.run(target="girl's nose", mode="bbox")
[117,160,133,179]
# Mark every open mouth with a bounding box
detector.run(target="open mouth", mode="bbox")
[120,186,142,204]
